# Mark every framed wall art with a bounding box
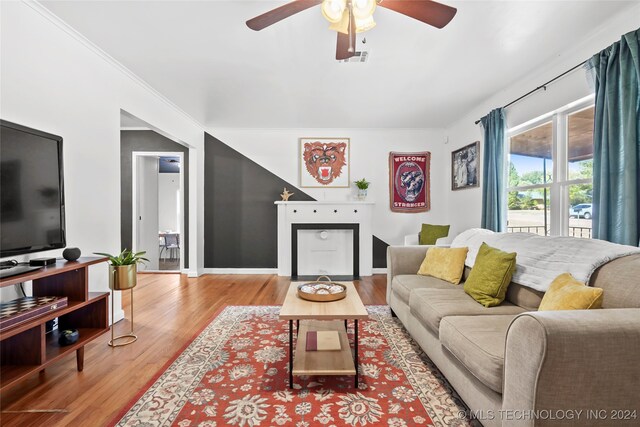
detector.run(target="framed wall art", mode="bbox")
[451,141,480,190]
[299,137,350,188]
[389,152,430,213]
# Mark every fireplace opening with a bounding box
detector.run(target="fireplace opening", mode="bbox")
[291,223,359,280]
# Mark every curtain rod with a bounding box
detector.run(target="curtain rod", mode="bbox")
[474,59,588,125]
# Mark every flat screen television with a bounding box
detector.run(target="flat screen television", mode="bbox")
[0,120,66,258]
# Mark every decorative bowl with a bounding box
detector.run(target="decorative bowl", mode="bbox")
[297,276,347,302]
[58,329,79,346]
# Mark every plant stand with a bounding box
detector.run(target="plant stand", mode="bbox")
[108,287,137,347]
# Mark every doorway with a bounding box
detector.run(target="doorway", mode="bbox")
[132,152,184,272]
[121,109,190,274]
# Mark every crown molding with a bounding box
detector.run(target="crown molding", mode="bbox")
[23,0,205,131]
[120,127,152,131]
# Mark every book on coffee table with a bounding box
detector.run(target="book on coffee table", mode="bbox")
[305,330,341,351]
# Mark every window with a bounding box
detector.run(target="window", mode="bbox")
[567,106,594,238]
[506,98,594,238]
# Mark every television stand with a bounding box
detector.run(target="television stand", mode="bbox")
[0,264,42,279]
[0,257,109,392]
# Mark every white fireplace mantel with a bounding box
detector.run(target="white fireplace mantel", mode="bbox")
[275,201,374,277]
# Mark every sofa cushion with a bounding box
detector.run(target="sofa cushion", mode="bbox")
[505,283,544,310]
[419,223,451,245]
[462,265,472,281]
[409,288,526,334]
[539,273,603,310]
[392,274,460,304]
[464,242,517,307]
[440,315,516,393]
[417,247,468,284]
[590,254,640,308]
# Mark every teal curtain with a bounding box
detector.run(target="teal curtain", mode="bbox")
[589,28,640,246]
[480,108,506,232]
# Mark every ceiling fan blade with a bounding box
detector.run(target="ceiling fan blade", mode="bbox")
[246,0,322,31]
[336,32,354,60]
[335,7,356,60]
[378,0,457,29]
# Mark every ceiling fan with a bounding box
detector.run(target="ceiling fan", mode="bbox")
[246,0,457,60]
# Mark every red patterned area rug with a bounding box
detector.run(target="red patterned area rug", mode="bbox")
[113,306,473,427]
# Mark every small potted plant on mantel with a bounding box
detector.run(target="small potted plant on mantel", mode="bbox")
[354,178,370,201]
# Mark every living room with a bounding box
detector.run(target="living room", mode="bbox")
[0,1,639,426]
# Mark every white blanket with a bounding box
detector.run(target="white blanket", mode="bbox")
[451,228,640,292]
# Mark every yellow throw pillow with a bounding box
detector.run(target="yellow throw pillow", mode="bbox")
[464,242,517,307]
[417,247,469,285]
[538,273,603,311]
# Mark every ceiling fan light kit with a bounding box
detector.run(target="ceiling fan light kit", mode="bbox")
[352,0,377,21]
[321,0,346,23]
[246,0,457,60]
[328,5,376,34]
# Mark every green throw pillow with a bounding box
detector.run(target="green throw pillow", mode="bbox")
[419,224,450,245]
[464,242,517,307]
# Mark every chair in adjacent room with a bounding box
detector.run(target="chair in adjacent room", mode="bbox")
[161,233,180,260]
[159,235,167,257]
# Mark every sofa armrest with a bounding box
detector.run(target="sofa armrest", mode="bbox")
[386,245,430,303]
[503,309,640,426]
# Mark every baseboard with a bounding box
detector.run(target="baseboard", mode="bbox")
[201,268,278,275]
[200,268,382,275]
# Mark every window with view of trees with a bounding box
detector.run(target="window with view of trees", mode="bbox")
[506,99,594,238]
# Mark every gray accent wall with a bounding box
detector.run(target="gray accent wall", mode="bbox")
[120,130,189,268]
[373,236,389,269]
[204,133,388,269]
[204,133,314,268]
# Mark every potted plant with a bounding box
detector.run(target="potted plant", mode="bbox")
[94,249,148,290]
[354,178,370,201]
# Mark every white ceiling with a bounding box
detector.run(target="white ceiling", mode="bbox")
[42,1,637,129]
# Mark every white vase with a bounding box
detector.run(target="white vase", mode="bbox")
[357,188,368,200]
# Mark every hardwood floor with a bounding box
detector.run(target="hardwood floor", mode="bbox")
[0,273,387,426]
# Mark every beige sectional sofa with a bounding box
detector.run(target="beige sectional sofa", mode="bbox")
[386,244,640,426]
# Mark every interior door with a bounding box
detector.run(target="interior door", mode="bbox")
[136,156,159,270]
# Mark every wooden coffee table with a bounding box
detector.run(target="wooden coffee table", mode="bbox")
[279,281,368,388]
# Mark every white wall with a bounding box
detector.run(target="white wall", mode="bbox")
[2,0,634,288]
[211,128,448,246]
[0,2,205,314]
[444,6,640,239]
[158,173,180,232]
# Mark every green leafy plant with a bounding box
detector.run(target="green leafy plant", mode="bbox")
[354,178,370,190]
[94,249,149,266]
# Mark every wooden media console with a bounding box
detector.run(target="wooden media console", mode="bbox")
[0,257,109,392]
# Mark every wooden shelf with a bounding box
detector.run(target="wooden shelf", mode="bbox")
[1,293,109,340]
[292,320,356,376]
[0,364,42,391]
[46,327,109,363]
[0,257,107,288]
[0,258,109,393]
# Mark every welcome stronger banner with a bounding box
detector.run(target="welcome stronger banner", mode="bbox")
[389,152,431,213]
